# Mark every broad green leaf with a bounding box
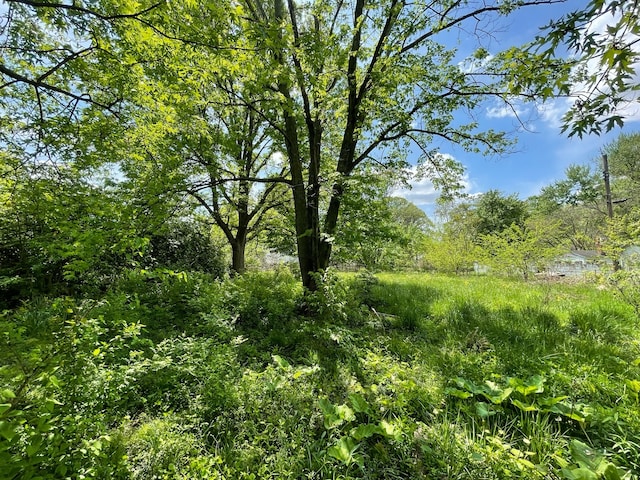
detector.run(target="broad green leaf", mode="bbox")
[602,463,623,480]
[475,402,496,419]
[569,440,600,470]
[561,467,598,480]
[350,424,381,440]
[318,398,335,415]
[444,388,473,399]
[511,399,538,412]
[327,436,358,464]
[538,395,568,407]
[509,375,545,396]
[454,377,483,394]
[272,354,290,369]
[481,385,512,404]
[348,393,371,414]
[379,419,402,440]
[335,404,355,422]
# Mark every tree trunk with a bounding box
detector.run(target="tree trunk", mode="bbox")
[230,238,246,275]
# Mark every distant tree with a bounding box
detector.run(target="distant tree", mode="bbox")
[604,132,640,210]
[386,197,433,233]
[479,220,566,280]
[332,173,430,270]
[532,165,602,213]
[422,233,480,275]
[528,164,605,250]
[427,201,480,274]
[475,190,528,236]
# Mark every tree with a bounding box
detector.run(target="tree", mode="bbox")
[386,197,433,233]
[479,220,567,280]
[233,0,564,290]
[332,176,431,270]
[528,164,605,250]
[183,114,289,275]
[475,189,528,236]
[427,201,480,274]
[529,0,640,137]
[604,132,640,210]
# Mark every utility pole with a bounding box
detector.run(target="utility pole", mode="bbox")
[602,153,614,219]
[602,153,620,271]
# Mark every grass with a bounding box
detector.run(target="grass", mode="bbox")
[1,270,639,479]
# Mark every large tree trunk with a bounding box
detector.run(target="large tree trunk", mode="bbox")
[230,238,246,275]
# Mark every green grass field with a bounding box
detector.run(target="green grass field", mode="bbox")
[2,270,639,479]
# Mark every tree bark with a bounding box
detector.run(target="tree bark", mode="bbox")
[230,238,246,274]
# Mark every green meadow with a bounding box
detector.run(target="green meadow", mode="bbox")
[2,270,639,479]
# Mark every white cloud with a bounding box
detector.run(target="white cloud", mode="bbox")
[390,175,440,206]
[486,103,528,119]
[390,158,474,208]
[458,53,495,74]
[535,100,569,129]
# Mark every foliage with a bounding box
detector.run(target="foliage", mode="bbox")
[145,220,226,277]
[2,271,640,478]
[0,158,151,304]
[479,220,567,280]
[601,208,640,316]
[532,165,603,213]
[529,0,640,137]
[333,181,430,270]
[475,189,529,236]
[604,132,640,211]
[217,0,562,289]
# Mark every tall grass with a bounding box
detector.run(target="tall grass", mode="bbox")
[2,270,639,478]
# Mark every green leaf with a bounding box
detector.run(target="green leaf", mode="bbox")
[348,393,371,414]
[602,463,623,480]
[26,439,42,457]
[0,421,17,441]
[475,401,496,419]
[444,387,474,399]
[272,354,290,369]
[48,375,61,388]
[327,436,358,464]
[378,419,402,440]
[511,399,538,412]
[454,377,483,394]
[318,398,335,415]
[0,390,15,401]
[481,385,512,404]
[569,440,600,470]
[626,379,640,393]
[538,395,568,407]
[509,375,545,396]
[335,404,355,422]
[350,423,381,440]
[561,467,598,480]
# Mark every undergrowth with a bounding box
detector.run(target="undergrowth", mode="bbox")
[1,270,639,479]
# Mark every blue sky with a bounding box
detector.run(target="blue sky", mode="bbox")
[393,0,640,217]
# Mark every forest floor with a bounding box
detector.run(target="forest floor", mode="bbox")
[2,270,639,479]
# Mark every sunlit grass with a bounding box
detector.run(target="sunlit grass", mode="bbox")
[3,270,639,478]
